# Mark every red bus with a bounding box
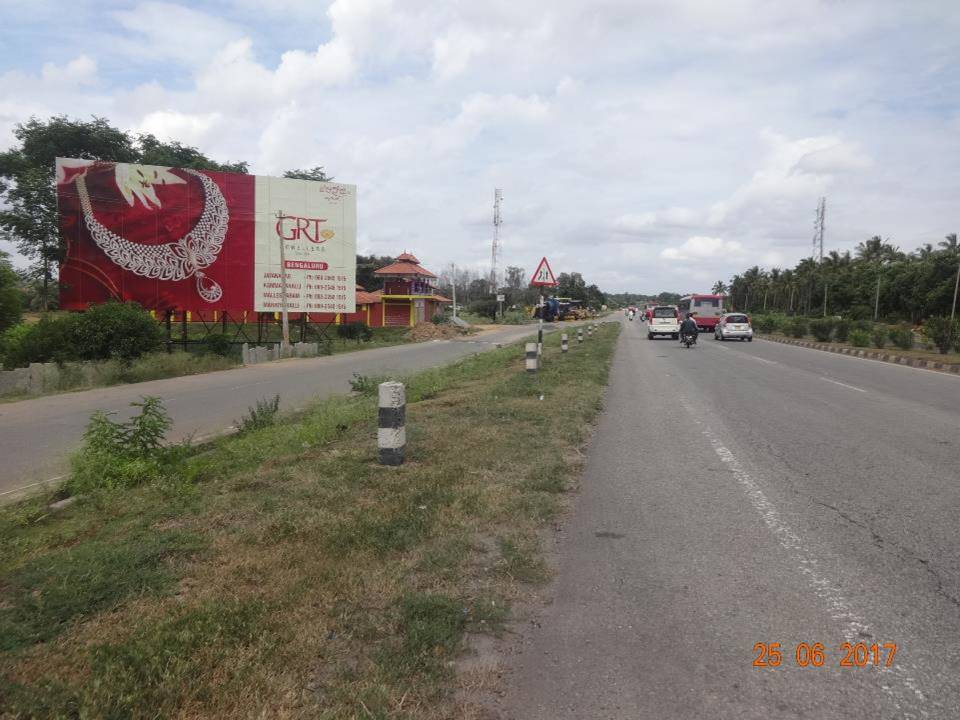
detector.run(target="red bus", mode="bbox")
[678,294,725,331]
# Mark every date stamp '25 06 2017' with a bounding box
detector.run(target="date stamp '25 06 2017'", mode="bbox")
[753,642,898,669]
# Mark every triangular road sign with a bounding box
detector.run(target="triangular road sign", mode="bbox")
[529,256,558,287]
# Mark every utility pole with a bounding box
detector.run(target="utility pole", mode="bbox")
[813,197,826,263]
[448,263,458,319]
[276,210,290,350]
[813,197,827,316]
[490,189,503,293]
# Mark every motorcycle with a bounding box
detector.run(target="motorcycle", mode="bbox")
[681,332,697,348]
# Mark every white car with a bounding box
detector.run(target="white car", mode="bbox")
[714,313,753,341]
[647,305,680,339]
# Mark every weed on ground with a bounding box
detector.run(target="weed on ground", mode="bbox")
[0,322,619,718]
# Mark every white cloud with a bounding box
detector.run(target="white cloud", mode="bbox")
[661,236,744,261]
[134,110,223,145]
[0,0,957,293]
[432,27,488,80]
[111,2,244,66]
[40,55,97,85]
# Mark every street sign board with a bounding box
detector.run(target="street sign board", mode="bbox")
[496,293,505,302]
[530,256,558,287]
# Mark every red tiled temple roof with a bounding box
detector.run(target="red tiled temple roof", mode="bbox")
[374,251,438,279]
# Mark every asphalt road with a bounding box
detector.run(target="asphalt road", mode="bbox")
[0,324,550,500]
[499,316,960,719]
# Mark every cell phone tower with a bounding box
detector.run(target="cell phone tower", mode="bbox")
[490,188,503,290]
[812,197,826,263]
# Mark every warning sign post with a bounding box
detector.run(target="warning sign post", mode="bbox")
[529,257,559,363]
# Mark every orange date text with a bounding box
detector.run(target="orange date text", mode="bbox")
[753,642,897,668]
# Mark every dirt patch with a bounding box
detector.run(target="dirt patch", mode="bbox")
[406,323,471,341]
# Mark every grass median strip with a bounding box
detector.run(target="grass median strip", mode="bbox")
[0,322,619,719]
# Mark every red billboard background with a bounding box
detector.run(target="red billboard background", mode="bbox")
[58,160,256,312]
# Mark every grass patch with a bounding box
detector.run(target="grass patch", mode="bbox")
[0,529,204,652]
[0,322,620,718]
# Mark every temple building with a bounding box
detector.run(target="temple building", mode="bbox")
[367,252,451,327]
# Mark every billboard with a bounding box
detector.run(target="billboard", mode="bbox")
[57,158,356,314]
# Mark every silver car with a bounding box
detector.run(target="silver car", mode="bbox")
[714,313,753,341]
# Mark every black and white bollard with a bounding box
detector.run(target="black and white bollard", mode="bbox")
[587,325,593,338]
[561,333,568,353]
[378,381,406,466]
[525,343,538,373]
[577,329,583,344]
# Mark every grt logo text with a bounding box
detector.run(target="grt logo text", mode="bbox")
[275,215,334,244]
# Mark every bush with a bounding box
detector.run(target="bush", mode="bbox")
[888,324,914,351]
[201,333,233,356]
[68,396,176,493]
[0,315,78,368]
[784,317,807,338]
[834,319,851,342]
[849,329,870,347]
[337,321,373,343]
[753,315,780,334]
[430,313,446,325]
[237,395,280,434]
[466,299,498,322]
[922,316,960,354]
[71,302,162,362]
[871,325,887,348]
[349,372,385,395]
[0,253,21,332]
[808,318,835,342]
[499,310,530,325]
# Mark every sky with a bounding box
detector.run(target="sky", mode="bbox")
[0,0,958,293]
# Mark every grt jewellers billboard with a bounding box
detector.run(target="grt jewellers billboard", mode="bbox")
[57,158,356,314]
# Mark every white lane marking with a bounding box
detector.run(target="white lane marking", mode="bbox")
[0,475,64,497]
[821,377,867,393]
[680,400,928,716]
[706,342,778,364]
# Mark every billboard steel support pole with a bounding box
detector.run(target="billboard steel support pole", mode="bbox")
[276,211,290,350]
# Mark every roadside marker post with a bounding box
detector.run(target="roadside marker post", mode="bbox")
[377,381,406,466]
[587,325,593,338]
[577,329,583,344]
[525,343,539,373]
[561,333,568,353]
[538,295,544,357]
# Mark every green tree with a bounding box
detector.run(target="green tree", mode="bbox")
[283,167,332,182]
[355,254,395,290]
[0,116,138,309]
[0,251,22,332]
[136,134,248,173]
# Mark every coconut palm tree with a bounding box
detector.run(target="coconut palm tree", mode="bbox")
[711,280,729,295]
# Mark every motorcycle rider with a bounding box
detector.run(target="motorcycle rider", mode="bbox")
[680,312,699,344]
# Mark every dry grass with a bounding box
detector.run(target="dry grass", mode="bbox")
[0,323,619,719]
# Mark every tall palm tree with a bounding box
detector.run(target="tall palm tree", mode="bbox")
[939,233,958,252]
[711,280,729,295]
